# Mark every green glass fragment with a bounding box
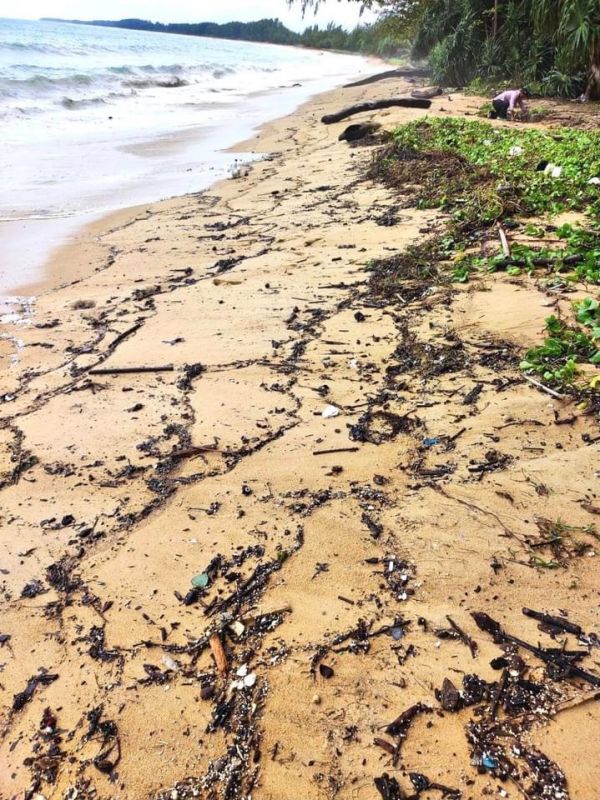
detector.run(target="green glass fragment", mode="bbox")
[191,572,209,588]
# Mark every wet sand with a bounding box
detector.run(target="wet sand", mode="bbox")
[1,79,599,800]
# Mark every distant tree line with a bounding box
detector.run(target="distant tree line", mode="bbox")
[43,16,410,59]
[77,18,301,45]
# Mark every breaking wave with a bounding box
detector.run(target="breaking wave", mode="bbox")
[0,60,277,113]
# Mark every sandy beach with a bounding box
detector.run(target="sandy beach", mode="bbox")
[1,75,599,800]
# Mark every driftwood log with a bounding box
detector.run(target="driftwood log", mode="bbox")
[322,98,431,125]
[344,68,431,88]
[411,87,443,99]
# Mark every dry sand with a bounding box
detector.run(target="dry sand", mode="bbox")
[1,77,599,800]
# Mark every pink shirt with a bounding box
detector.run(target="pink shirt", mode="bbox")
[494,90,523,110]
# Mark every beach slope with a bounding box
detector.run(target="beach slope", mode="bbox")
[1,80,599,800]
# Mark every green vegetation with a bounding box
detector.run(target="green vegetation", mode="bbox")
[368,117,600,394]
[300,20,410,57]
[383,117,600,221]
[520,315,600,387]
[529,517,600,567]
[295,1,600,99]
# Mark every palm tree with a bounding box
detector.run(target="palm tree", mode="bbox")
[291,0,600,98]
[525,0,599,98]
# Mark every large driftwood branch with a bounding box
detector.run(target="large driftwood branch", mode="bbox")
[411,87,443,99]
[344,68,431,88]
[322,98,431,125]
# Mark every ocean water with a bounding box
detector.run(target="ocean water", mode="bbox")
[0,17,374,293]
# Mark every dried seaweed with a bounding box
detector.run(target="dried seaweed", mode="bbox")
[13,671,59,713]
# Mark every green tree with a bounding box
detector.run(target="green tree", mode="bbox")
[290,0,600,98]
[533,0,600,99]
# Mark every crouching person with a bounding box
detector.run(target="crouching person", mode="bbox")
[490,87,530,120]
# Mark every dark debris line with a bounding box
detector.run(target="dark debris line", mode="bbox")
[3,111,600,800]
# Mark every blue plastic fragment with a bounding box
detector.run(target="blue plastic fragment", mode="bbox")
[482,754,499,770]
[423,437,441,448]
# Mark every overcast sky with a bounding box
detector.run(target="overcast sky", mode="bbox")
[3,1,378,31]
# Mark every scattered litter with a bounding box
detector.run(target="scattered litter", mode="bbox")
[508,145,523,156]
[231,664,257,691]
[482,753,499,770]
[543,162,563,178]
[191,572,210,589]
[229,620,245,637]
[162,655,179,672]
[423,436,441,448]
[322,404,341,418]
[229,160,250,179]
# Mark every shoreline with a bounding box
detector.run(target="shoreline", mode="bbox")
[0,36,382,300]
[5,56,388,302]
[1,72,598,800]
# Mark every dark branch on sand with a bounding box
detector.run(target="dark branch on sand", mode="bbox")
[321,98,431,125]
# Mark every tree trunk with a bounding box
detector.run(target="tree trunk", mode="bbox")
[584,43,600,101]
[492,0,499,39]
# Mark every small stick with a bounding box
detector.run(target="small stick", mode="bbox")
[240,604,292,625]
[169,443,220,460]
[209,633,228,677]
[523,375,566,400]
[446,615,478,658]
[490,669,508,719]
[472,612,600,687]
[338,595,355,605]
[313,446,360,456]
[497,222,511,258]
[109,322,143,350]
[581,501,600,515]
[373,737,396,756]
[522,607,582,636]
[448,427,467,443]
[385,703,432,767]
[89,365,174,375]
